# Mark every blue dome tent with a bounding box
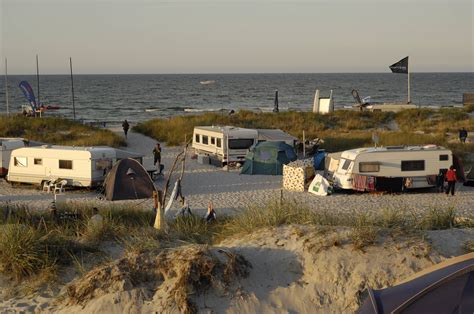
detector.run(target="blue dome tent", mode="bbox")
[240,141,297,175]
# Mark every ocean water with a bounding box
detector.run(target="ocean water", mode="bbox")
[0,73,472,124]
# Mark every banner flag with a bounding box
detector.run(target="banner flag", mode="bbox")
[19,81,38,110]
[389,56,409,74]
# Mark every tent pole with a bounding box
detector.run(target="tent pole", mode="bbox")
[4,58,9,115]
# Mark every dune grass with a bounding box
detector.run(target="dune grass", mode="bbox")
[0,199,471,281]
[133,110,393,149]
[134,108,474,157]
[0,115,125,147]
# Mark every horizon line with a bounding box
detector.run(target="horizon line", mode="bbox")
[3,71,473,76]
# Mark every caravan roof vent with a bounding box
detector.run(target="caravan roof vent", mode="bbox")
[41,144,52,149]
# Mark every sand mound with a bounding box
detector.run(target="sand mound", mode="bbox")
[214,226,448,313]
[64,245,251,314]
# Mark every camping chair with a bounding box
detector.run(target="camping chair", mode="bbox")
[54,180,68,194]
[42,180,55,193]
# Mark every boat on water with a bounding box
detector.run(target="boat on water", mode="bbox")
[200,80,216,85]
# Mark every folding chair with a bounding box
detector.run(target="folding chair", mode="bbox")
[54,180,68,194]
[42,180,54,193]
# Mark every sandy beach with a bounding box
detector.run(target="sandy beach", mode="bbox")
[0,128,473,313]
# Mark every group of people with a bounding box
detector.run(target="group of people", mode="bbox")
[436,165,458,196]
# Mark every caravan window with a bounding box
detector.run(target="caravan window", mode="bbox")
[359,162,380,173]
[211,137,216,145]
[202,136,209,145]
[401,160,424,171]
[14,157,28,167]
[34,158,42,165]
[59,160,73,170]
[216,138,222,148]
[439,154,449,161]
[195,134,200,143]
[228,139,254,149]
[341,159,352,171]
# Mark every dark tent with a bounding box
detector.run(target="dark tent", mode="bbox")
[240,141,296,175]
[103,158,156,201]
[358,252,474,314]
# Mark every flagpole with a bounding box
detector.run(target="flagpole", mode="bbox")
[407,56,411,104]
[4,58,9,115]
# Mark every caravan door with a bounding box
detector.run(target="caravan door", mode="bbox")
[333,158,354,189]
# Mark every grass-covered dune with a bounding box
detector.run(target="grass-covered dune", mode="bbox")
[0,200,472,281]
[0,115,125,147]
[134,107,474,154]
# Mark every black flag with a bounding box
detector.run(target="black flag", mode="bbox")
[389,56,409,74]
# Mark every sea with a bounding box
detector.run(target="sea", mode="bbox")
[0,73,472,124]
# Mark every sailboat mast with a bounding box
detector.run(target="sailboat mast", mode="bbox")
[36,54,40,108]
[407,56,411,104]
[70,57,76,120]
[4,58,9,115]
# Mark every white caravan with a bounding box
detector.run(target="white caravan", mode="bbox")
[0,138,27,177]
[192,126,258,165]
[6,145,133,188]
[332,145,452,190]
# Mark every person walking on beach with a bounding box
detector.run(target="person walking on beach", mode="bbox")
[153,142,162,174]
[122,120,130,138]
[459,128,468,143]
[445,165,457,196]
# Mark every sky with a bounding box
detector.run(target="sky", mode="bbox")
[0,0,473,74]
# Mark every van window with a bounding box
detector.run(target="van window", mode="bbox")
[195,134,200,143]
[14,157,27,167]
[202,136,209,145]
[401,160,424,171]
[34,158,42,165]
[228,139,254,149]
[211,137,215,145]
[341,159,352,170]
[216,138,222,148]
[59,160,73,170]
[439,154,449,161]
[359,162,380,172]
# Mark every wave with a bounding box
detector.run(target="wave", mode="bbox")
[184,108,223,113]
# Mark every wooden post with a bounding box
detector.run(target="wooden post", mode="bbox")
[153,190,164,229]
[70,57,76,120]
[4,58,8,115]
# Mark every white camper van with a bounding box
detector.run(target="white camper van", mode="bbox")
[0,138,27,177]
[332,145,452,190]
[7,145,119,188]
[192,126,258,165]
